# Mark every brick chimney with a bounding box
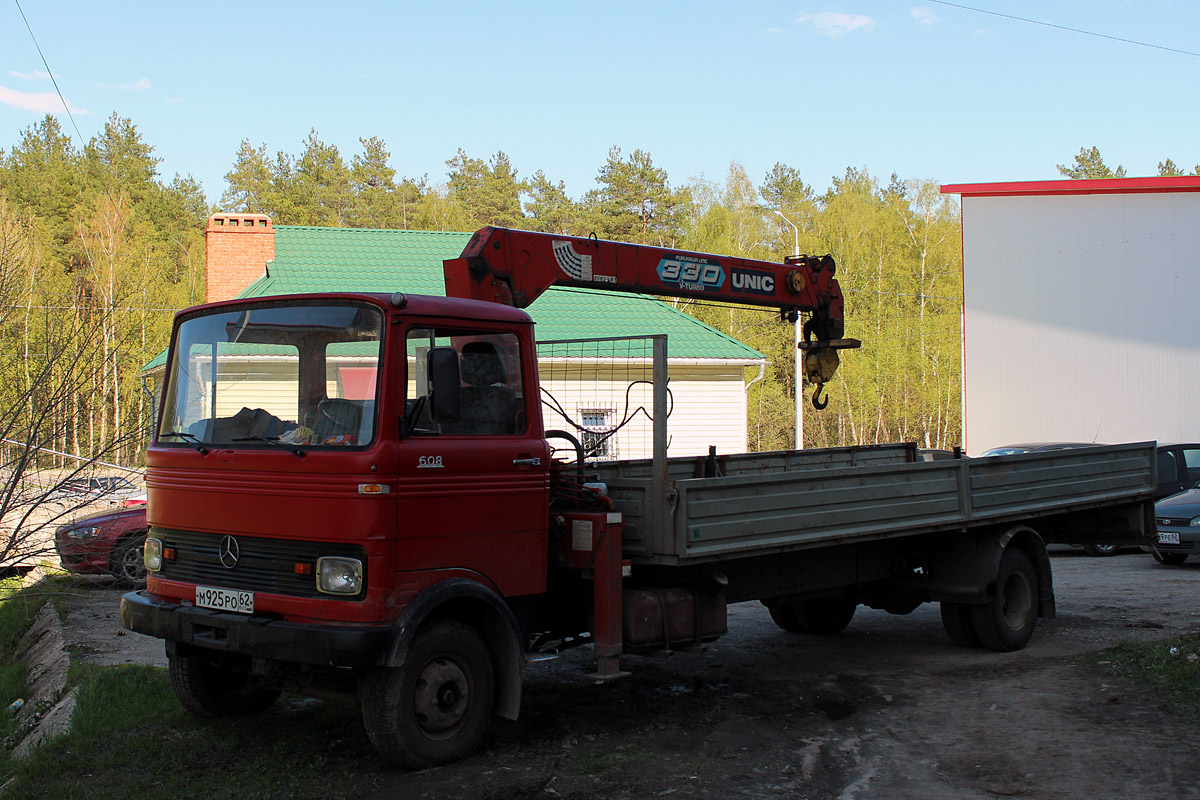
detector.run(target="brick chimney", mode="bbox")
[205,213,275,302]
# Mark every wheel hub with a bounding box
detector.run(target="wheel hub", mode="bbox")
[1001,572,1033,629]
[413,657,469,736]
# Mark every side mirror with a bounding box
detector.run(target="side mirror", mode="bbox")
[427,347,461,423]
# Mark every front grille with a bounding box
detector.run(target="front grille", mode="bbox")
[152,527,366,600]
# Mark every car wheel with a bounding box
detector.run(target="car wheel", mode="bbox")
[1082,543,1120,557]
[111,534,147,588]
[1151,549,1188,565]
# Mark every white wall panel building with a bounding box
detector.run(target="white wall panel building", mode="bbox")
[941,177,1200,455]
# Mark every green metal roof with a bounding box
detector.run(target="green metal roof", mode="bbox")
[236,226,764,361]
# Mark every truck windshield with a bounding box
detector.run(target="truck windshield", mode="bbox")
[158,301,383,448]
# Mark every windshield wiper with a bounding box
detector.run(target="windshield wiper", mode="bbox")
[231,434,307,458]
[160,430,209,455]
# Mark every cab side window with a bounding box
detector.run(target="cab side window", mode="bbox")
[405,328,525,436]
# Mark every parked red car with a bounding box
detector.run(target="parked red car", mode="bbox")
[55,505,148,586]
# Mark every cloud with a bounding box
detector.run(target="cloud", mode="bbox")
[0,84,86,114]
[765,26,787,36]
[121,77,152,91]
[797,11,877,38]
[9,70,51,80]
[911,7,940,24]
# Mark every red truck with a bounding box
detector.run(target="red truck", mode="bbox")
[121,228,1155,767]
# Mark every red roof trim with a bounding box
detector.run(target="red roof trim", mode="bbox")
[940,176,1200,198]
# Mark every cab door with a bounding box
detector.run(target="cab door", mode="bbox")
[395,324,549,597]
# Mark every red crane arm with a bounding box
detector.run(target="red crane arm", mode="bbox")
[443,226,858,407]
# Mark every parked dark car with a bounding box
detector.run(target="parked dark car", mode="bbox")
[978,442,1100,457]
[1153,443,1200,500]
[1146,488,1200,565]
[54,505,148,586]
[976,441,1200,557]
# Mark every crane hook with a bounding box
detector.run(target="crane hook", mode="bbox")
[812,383,829,410]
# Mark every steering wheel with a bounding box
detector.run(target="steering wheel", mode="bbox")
[319,398,361,423]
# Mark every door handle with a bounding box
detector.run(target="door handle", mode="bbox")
[513,457,542,466]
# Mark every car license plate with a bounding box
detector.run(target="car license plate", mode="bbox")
[195,585,254,614]
[1158,531,1181,545]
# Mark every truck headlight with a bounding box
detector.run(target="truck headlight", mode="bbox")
[144,537,163,572]
[316,557,362,595]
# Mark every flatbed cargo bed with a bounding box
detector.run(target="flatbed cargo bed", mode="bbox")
[595,442,1157,566]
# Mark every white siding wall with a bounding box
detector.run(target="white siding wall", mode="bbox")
[962,192,1200,454]
[538,362,749,460]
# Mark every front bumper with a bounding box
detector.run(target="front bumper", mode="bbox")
[1144,525,1199,554]
[120,590,395,668]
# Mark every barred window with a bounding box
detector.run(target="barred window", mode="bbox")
[580,409,615,460]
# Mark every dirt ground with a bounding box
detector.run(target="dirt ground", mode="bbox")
[60,550,1200,799]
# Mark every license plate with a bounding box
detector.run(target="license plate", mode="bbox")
[1158,531,1181,545]
[195,585,254,614]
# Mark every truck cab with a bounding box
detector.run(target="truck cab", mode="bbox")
[124,292,549,765]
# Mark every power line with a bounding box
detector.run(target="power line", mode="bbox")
[12,0,90,143]
[926,0,1200,58]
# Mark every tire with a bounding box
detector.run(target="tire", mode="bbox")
[110,534,147,587]
[168,652,281,717]
[940,602,981,648]
[361,620,495,769]
[767,602,805,633]
[1082,543,1119,557]
[796,598,857,635]
[1151,549,1189,565]
[971,548,1039,652]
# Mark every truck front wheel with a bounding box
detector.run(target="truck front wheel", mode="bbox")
[970,548,1038,652]
[168,652,281,717]
[362,619,495,769]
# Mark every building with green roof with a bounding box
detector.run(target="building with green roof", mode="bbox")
[198,214,765,458]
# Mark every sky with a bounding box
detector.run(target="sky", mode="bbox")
[2,0,1198,205]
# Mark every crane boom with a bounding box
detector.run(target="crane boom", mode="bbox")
[443,226,859,407]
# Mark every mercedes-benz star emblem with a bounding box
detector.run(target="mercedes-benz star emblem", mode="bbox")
[218,535,240,569]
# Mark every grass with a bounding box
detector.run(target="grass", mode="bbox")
[0,664,372,799]
[0,573,375,799]
[1092,633,1200,719]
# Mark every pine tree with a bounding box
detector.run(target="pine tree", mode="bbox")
[1056,146,1126,179]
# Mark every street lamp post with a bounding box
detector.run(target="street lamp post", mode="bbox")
[771,209,803,451]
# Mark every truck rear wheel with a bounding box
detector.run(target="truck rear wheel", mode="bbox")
[940,602,981,647]
[767,602,805,633]
[768,598,856,635]
[168,652,281,717]
[361,619,495,769]
[970,548,1038,652]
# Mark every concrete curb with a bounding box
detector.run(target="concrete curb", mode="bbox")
[5,572,77,759]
